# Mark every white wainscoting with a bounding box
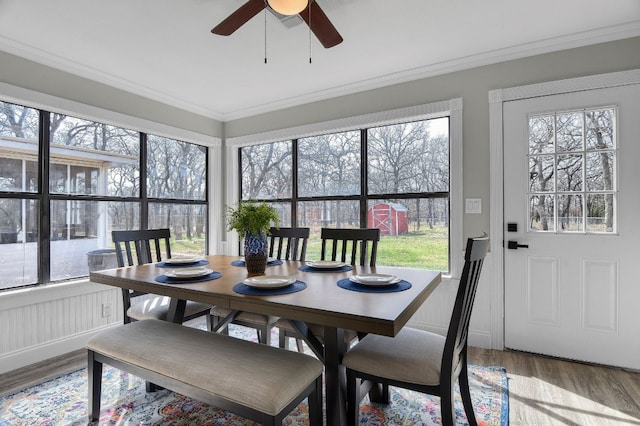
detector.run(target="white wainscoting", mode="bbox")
[0,253,495,374]
[0,279,122,374]
[407,252,494,349]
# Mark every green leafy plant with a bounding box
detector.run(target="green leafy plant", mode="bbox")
[226,200,280,238]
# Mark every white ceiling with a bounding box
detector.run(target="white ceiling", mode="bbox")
[1,0,639,121]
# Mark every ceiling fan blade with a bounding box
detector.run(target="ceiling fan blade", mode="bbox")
[300,1,343,48]
[211,0,266,36]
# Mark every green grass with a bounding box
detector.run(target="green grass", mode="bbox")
[305,226,449,271]
[170,226,450,271]
[171,238,206,256]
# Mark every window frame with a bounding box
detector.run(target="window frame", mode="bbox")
[0,83,219,290]
[226,98,463,277]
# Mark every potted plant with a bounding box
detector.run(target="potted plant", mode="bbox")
[226,200,280,275]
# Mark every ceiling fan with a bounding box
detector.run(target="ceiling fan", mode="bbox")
[211,0,343,48]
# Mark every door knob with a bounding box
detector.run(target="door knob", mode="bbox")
[507,240,529,250]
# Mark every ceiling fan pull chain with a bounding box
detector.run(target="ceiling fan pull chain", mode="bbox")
[308,2,312,64]
[264,2,268,64]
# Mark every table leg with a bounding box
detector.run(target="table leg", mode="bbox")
[324,326,347,426]
[167,299,187,323]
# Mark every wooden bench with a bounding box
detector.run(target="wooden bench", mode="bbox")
[86,319,323,426]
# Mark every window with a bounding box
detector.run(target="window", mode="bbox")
[238,116,451,271]
[528,107,616,233]
[0,100,209,290]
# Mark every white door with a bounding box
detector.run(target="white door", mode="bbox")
[503,84,640,370]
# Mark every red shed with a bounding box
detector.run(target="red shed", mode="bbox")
[367,203,408,236]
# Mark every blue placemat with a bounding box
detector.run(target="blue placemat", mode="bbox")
[155,271,222,284]
[233,280,306,295]
[298,264,353,273]
[156,260,209,268]
[337,277,412,293]
[231,259,284,267]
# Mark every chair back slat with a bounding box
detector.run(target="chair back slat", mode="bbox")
[320,228,380,266]
[441,234,489,378]
[112,229,172,267]
[268,227,310,261]
[111,228,173,324]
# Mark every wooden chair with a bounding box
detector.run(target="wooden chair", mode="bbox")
[112,229,212,329]
[278,227,381,353]
[320,227,380,266]
[342,234,489,426]
[268,227,309,261]
[211,227,310,345]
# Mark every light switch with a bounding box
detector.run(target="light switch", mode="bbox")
[465,198,482,214]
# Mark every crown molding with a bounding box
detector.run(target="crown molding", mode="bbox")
[2,21,639,122]
[0,35,224,121]
[220,22,640,121]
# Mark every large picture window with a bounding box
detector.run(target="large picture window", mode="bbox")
[0,100,208,290]
[239,116,450,271]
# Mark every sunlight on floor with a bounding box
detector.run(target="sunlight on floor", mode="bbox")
[507,373,640,425]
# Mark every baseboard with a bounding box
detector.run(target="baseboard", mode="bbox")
[0,323,120,374]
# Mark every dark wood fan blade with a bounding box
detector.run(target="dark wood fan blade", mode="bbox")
[211,0,266,36]
[300,1,343,48]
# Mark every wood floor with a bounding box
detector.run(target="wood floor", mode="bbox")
[468,346,640,425]
[2,345,639,425]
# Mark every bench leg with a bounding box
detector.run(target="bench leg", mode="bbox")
[87,350,103,422]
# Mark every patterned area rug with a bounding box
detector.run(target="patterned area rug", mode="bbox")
[0,325,508,425]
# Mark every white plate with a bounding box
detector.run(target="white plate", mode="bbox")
[243,275,296,288]
[164,257,201,265]
[349,274,400,286]
[164,267,212,279]
[306,260,346,269]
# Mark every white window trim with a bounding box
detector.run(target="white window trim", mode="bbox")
[225,98,464,278]
[489,68,640,350]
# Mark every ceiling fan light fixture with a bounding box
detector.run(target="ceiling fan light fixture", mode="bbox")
[267,0,308,16]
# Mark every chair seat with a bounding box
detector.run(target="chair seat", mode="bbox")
[211,306,279,326]
[127,296,211,322]
[342,327,445,386]
[276,318,359,343]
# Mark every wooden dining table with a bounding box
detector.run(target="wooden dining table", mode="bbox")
[89,255,441,426]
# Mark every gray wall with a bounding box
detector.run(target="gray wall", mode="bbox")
[0,50,222,138]
[225,36,640,239]
[2,37,640,239]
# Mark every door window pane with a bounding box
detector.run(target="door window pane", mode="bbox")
[147,135,206,200]
[527,108,617,233]
[528,115,554,154]
[298,132,360,197]
[558,194,583,232]
[557,154,583,192]
[587,193,615,232]
[529,194,554,232]
[556,112,583,152]
[586,109,615,150]
[50,115,139,197]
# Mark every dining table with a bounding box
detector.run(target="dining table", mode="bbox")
[89,255,441,426]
